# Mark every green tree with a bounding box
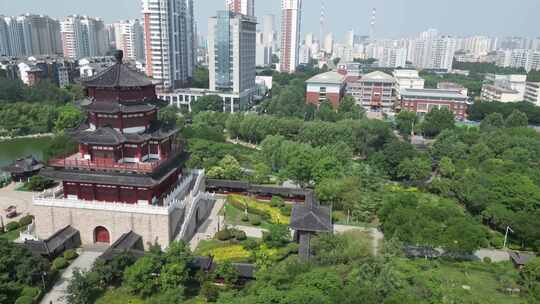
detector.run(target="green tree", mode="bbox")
[421,107,455,138]
[215,261,240,286]
[438,157,455,178]
[123,254,163,298]
[65,269,100,304]
[159,106,183,127]
[480,112,505,132]
[54,104,84,132]
[395,111,418,137]
[505,109,528,128]
[316,100,338,122]
[263,224,290,248]
[338,95,363,120]
[441,217,487,255]
[397,157,432,183]
[218,155,242,180]
[191,95,223,113]
[192,66,209,88]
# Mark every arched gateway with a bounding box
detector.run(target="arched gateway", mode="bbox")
[94,226,110,244]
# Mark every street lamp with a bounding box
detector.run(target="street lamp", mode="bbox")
[503,226,514,249]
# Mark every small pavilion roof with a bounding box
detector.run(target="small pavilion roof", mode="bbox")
[290,198,333,233]
[81,51,153,88]
[1,155,44,174]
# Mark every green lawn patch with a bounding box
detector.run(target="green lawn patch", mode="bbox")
[0,225,28,241]
[94,288,147,304]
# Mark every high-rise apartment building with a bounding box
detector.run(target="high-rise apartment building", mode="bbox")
[256,32,272,67]
[208,11,257,111]
[323,32,333,54]
[0,14,61,57]
[408,32,456,71]
[61,16,108,59]
[226,0,255,16]
[142,0,196,91]
[280,0,302,73]
[114,20,145,62]
[263,14,277,50]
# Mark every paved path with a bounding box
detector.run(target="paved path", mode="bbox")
[40,249,103,304]
[189,199,226,251]
[0,183,35,223]
[334,225,384,256]
[229,225,268,238]
[474,249,510,262]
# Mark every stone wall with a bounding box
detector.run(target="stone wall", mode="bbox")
[33,205,172,250]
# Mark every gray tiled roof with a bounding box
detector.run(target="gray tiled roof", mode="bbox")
[1,155,44,173]
[81,63,153,88]
[290,203,333,232]
[75,124,180,145]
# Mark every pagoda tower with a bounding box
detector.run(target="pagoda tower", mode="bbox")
[32,51,210,248]
[43,51,184,206]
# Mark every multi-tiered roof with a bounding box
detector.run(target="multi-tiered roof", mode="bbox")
[41,51,185,205]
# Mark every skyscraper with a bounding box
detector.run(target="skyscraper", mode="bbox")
[263,14,277,50]
[208,10,257,111]
[114,20,145,62]
[280,0,302,73]
[61,16,108,59]
[142,0,196,91]
[0,14,61,57]
[226,0,255,16]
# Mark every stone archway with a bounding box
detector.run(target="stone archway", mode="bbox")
[94,226,110,244]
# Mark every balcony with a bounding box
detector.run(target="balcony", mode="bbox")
[49,144,182,173]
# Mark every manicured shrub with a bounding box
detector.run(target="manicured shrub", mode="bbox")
[18,215,34,227]
[483,257,492,264]
[64,249,79,261]
[270,196,285,208]
[242,239,259,251]
[52,257,69,270]
[14,296,33,304]
[6,221,20,231]
[280,205,292,216]
[240,214,249,222]
[20,286,40,298]
[216,229,233,241]
[249,216,261,226]
[233,230,247,241]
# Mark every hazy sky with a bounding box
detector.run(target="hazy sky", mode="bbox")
[2,0,539,40]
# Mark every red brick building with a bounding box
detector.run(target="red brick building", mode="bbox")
[305,71,346,108]
[400,88,470,120]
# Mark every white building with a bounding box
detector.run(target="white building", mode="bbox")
[226,0,255,16]
[61,16,108,59]
[323,33,334,55]
[378,47,407,68]
[495,49,540,72]
[408,32,456,71]
[0,14,61,57]
[299,44,311,65]
[262,15,277,50]
[525,81,540,105]
[481,74,527,102]
[113,20,145,62]
[393,69,425,96]
[461,36,491,59]
[256,32,272,67]
[280,0,302,73]
[142,0,196,91]
[159,88,251,113]
[208,11,257,111]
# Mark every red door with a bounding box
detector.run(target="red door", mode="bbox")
[94,226,110,243]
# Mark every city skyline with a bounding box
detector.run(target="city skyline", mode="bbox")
[2,0,540,38]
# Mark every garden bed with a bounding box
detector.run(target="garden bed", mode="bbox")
[223,195,291,229]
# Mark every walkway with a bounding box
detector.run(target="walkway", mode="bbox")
[0,183,35,223]
[189,199,225,251]
[334,225,384,256]
[229,225,268,238]
[40,249,104,304]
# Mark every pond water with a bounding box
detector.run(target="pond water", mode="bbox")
[0,137,52,169]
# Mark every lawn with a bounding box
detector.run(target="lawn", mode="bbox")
[194,240,251,263]
[395,259,525,304]
[0,225,28,241]
[94,288,146,304]
[228,195,290,225]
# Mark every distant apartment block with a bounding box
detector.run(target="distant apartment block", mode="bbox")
[61,15,109,59]
[280,0,302,73]
[400,88,469,120]
[525,81,540,106]
[113,20,145,62]
[0,14,62,57]
[305,71,346,108]
[208,11,257,111]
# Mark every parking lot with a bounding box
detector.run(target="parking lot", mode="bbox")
[0,183,35,224]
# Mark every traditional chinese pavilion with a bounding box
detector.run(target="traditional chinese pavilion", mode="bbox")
[32,51,212,249]
[42,51,183,206]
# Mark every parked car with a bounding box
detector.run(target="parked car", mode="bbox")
[4,205,16,212]
[6,210,17,219]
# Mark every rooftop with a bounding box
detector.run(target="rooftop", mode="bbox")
[361,71,395,83]
[306,71,346,85]
[1,155,44,174]
[482,84,519,94]
[81,51,153,88]
[401,88,469,100]
[290,200,333,233]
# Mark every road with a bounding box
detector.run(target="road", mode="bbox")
[0,182,35,223]
[40,249,104,304]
